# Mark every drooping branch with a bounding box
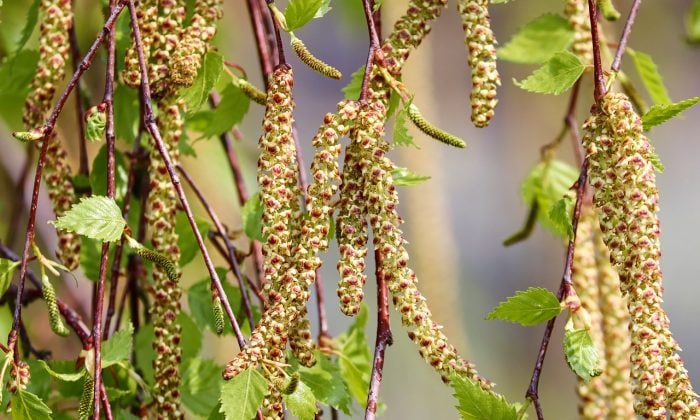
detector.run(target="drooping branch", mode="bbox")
[611,0,642,72]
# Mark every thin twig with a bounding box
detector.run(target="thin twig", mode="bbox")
[266,0,286,66]
[209,232,265,303]
[588,0,606,101]
[126,0,247,350]
[177,165,256,331]
[365,249,392,420]
[244,0,274,80]
[92,0,119,415]
[525,161,588,420]
[359,0,381,102]
[611,0,642,72]
[7,0,127,350]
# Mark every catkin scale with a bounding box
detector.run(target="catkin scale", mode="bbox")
[78,374,94,420]
[291,37,342,80]
[236,79,267,105]
[212,295,225,335]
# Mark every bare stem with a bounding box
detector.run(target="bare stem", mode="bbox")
[359,0,381,102]
[588,0,606,101]
[126,0,247,350]
[611,0,642,72]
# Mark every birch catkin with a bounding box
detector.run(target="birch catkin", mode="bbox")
[583,92,699,418]
[458,0,500,128]
[564,0,593,66]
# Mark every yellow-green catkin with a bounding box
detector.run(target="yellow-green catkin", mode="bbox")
[571,207,609,419]
[583,92,699,418]
[23,0,80,270]
[41,271,70,337]
[354,100,492,389]
[595,231,635,418]
[122,1,158,87]
[236,78,267,105]
[147,97,185,420]
[78,374,94,420]
[457,0,500,128]
[564,0,593,66]
[170,0,223,87]
[291,37,342,80]
[406,104,466,148]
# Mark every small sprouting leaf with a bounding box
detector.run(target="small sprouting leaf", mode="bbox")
[563,329,602,381]
[687,0,700,43]
[15,0,40,53]
[182,358,223,416]
[11,389,52,420]
[498,14,574,64]
[342,65,365,100]
[283,379,318,420]
[391,166,431,187]
[179,51,224,112]
[219,367,267,420]
[547,195,574,239]
[37,360,85,382]
[514,51,584,95]
[521,159,579,237]
[284,0,326,31]
[629,50,672,105]
[102,323,134,368]
[51,196,126,242]
[336,304,372,407]
[486,287,562,326]
[89,145,129,202]
[85,105,107,142]
[0,258,20,296]
[450,374,519,420]
[641,97,700,131]
[289,351,352,414]
[241,192,264,241]
[648,146,665,173]
[316,0,332,17]
[393,102,416,147]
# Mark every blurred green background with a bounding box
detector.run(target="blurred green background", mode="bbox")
[0,0,699,418]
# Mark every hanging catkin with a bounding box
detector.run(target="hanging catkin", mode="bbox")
[582,92,699,418]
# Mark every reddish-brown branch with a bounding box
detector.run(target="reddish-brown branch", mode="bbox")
[359,0,381,102]
[525,161,588,420]
[177,165,257,331]
[611,0,642,72]
[126,0,247,349]
[365,249,392,420]
[244,0,274,80]
[209,232,265,303]
[266,1,287,66]
[588,0,605,101]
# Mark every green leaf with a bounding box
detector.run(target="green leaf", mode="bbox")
[514,51,584,95]
[342,65,365,100]
[11,390,52,420]
[113,83,139,143]
[391,166,431,186]
[649,146,665,173]
[450,374,518,420]
[182,358,223,416]
[641,97,700,131]
[486,287,562,326]
[285,0,325,31]
[547,195,574,239]
[289,351,352,414]
[89,145,129,203]
[51,196,126,242]
[521,159,579,237]
[563,328,602,381]
[37,360,85,382]
[219,368,268,420]
[498,15,574,64]
[189,82,250,139]
[629,50,672,105]
[15,0,40,53]
[102,323,133,368]
[687,0,700,43]
[283,379,318,420]
[241,192,264,241]
[176,212,211,267]
[336,304,372,407]
[0,258,20,296]
[180,51,224,112]
[393,103,416,147]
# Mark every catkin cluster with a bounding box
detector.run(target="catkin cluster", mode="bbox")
[458,0,500,128]
[6,361,30,394]
[146,98,185,419]
[564,0,593,66]
[583,92,699,418]
[23,0,80,270]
